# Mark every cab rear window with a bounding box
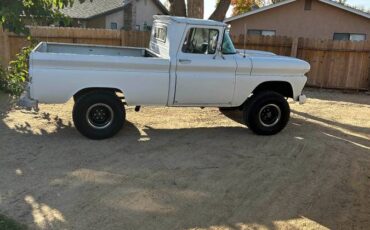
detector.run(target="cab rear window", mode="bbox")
[152,26,167,43]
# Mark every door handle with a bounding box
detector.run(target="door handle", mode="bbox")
[179,59,192,64]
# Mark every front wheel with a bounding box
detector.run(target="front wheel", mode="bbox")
[73,91,125,140]
[243,91,290,135]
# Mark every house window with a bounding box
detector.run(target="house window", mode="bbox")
[182,28,219,54]
[305,0,312,10]
[110,22,118,30]
[248,29,276,36]
[333,33,366,41]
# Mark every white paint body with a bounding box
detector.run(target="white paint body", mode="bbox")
[28,16,310,107]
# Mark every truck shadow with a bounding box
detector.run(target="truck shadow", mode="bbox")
[304,87,370,106]
[1,96,370,229]
[221,108,370,145]
[219,109,244,124]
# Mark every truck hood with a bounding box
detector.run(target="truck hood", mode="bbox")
[236,50,311,76]
[237,49,276,57]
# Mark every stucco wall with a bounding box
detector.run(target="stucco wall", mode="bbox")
[228,0,370,40]
[86,16,106,28]
[105,10,124,29]
[134,0,165,30]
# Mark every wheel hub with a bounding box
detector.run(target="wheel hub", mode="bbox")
[86,103,114,129]
[258,104,281,127]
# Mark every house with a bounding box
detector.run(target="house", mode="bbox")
[60,0,169,30]
[224,0,370,41]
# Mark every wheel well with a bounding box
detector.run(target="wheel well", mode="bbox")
[73,88,123,101]
[252,81,293,98]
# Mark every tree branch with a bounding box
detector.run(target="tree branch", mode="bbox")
[168,0,187,17]
[209,0,231,21]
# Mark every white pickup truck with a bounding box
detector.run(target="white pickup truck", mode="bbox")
[20,16,310,139]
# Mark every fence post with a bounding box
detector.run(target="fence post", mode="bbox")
[120,30,126,46]
[1,30,11,67]
[368,53,370,92]
[290,37,298,57]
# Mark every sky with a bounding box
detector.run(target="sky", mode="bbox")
[161,0,370,19]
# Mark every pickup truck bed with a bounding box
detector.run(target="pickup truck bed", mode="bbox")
[35,42,159,58]
[29,42,170,105]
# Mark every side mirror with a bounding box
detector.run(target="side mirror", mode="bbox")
[213,46,225,60]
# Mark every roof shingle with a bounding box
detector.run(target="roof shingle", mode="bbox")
[60,0,128,19]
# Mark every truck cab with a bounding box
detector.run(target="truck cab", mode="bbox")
[150,16,243,106]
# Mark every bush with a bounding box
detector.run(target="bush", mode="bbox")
[0,45,34,96]
[0,65,7,91]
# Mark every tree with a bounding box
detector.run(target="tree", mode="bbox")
[168,0,187,17]
[0,0,88,34]
[0,0,90,95]
[209,0,231,21]
[231,0,264,16]
[166,0,231,21]
[187,0,204,19]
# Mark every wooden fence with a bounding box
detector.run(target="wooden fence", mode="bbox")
[1,26,369,91]
[232,35,370,91]
[0,26,151,68]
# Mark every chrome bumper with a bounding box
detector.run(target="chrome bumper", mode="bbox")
[18,87,38,111]
[298,94,307,105]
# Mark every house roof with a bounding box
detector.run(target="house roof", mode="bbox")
[154,15,227,27]
[224,0,370,22]
[319,0,370,19]
[60,0,169,19]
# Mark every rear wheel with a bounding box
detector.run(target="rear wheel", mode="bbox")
[73,91,125,140]
[243,91,290,135]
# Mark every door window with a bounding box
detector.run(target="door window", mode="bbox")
[182,28,219,54]
[222,30,237,54]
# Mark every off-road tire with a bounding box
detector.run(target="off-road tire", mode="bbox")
[243,91,290,135]
[73,91,125,140]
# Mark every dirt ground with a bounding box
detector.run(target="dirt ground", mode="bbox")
[0,88,369,230]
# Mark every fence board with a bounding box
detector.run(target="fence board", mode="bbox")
[232,35,293,57]
[8,35,31,63]
[0,30,4,67]
[0,27,369,91]
[298,37,370,90]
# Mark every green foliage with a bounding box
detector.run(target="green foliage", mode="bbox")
[0,45,34,96]
[0,0,92,95]
[0,214,27,230]
[0,0,84,35]
[231,0,264,16]
[0,64,6,91]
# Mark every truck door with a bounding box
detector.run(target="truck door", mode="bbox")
[174,27,237,105]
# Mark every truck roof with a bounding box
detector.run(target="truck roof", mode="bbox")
[153,15,227,27]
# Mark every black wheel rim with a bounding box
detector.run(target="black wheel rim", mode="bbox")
[258,104,281,127]
[86,103,114,129]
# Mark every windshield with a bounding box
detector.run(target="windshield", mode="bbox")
[222,31,237,55]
